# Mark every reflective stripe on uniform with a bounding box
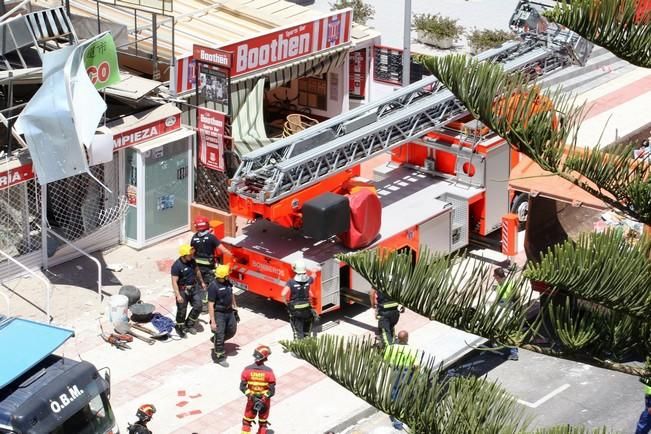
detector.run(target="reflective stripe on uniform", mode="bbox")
[247,381,270,387]
[292,303,311,309]
[195,258,212,265]
[381,302,399,309]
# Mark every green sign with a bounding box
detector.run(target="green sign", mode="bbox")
[83,33,121,90]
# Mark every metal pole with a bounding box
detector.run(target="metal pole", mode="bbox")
[40,183,48,270]
[134,10,138,56]
[152,13,159,80]
[96,1,100,34]
[402,0,412,87]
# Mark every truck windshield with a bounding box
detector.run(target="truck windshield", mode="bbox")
[50,392,115,434]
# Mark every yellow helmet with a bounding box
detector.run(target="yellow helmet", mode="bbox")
[215,264,230,279]
[178,244,193,256]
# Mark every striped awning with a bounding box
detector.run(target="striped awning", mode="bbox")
[230,46,350,155]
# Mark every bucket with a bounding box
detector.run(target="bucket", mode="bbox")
[109,295,129,327]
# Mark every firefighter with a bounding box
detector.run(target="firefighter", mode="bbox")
[190,216,232,312]
[171,244,206,338]
[281,259,316,340]
[369,288,402,349]
[240,345,276,434]
[208,264,239,367]
[384,330,420,431]
[127,404,156,434]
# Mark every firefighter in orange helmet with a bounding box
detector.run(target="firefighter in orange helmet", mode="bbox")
[190,215,232,312]
[240,345,276,434]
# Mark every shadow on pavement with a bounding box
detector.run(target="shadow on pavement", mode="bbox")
[44,252,122,297]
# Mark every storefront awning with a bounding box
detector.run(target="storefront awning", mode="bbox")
[232,44,350,89]
[231,46,349,155]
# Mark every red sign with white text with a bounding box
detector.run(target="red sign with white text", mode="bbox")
[113,113,181,151]
[172,9,352,94]
[197,107,226,172]
[349,48,367,99]
[193,45,231,68]
[0,162,34,190]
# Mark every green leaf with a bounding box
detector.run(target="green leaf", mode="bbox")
[544,0,651,69]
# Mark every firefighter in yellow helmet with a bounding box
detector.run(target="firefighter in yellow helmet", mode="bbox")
[208,264,239,367]
[171,244,206,338]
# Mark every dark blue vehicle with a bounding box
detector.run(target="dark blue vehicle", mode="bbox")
[0,317,117,434]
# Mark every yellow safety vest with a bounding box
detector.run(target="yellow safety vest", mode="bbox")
[383,344,419,368]
[645,384,651,396]
[497,282,516,303]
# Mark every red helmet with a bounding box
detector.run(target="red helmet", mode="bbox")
[253,345,271,362]
[136,403,156,422]
[194,216,209,231]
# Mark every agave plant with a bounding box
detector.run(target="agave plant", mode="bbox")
[282,335,615,433]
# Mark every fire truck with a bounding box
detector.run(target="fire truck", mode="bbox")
[222,0,593,314]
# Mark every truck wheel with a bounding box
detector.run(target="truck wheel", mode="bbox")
[511,193,529,229]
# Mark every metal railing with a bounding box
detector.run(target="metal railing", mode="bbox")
[0,248,52,322]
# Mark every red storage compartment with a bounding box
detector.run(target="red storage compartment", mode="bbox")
[340,189,382,249]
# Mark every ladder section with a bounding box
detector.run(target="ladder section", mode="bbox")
[235,39,584,204]
[229,42,526,194]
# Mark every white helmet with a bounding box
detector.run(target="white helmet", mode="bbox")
[292,259,307,275]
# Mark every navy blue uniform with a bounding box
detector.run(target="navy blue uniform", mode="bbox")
[376,291,400,348]
[190,230,221,284]
[171,258,201,328]
[286,277,314,340]
[208,279,237,360]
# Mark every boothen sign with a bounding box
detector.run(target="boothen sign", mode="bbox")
[193,46,231,68]
[173,9,352,94]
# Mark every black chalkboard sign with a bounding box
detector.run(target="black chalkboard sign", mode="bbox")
[373,45,432,86]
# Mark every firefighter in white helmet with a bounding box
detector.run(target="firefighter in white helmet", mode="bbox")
[281,259,316,339]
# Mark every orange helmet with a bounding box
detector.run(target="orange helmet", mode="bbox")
[194,216,210,231]
[253,345,271,362]
[136,403,156,422]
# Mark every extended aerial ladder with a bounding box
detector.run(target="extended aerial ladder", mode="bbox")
[228,0,593,225]
[222,1,594,314]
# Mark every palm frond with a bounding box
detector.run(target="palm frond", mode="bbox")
[336,248,535,346]
[281,334,531,433]
[525,230,651,318]
[544,0,651,68]
[420,54,651,224]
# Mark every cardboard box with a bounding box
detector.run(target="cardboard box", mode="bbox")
[190,202,237,237]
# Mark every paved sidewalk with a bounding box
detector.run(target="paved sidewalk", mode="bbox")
[1,232,440,433]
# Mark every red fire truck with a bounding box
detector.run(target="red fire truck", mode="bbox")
[221,0,593,314]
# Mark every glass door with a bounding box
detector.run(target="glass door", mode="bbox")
[143,139,190,241]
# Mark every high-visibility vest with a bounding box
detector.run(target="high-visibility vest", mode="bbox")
[645,384,651,396]
[497,282,516,303]
[383,344,419,368]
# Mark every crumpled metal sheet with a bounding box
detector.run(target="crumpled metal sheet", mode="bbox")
[15,34,108,185]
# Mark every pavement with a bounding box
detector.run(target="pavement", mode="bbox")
[0,231,438,433]
[348,348,643,433]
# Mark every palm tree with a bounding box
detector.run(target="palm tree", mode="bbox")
[284,0,650,431]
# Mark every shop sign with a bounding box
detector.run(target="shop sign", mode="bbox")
[349,48,366,99]
[113,113,181,151]
[171,9,352,94]
[84,33,121,90]
[197,107,226,172]
[0,163,35,190]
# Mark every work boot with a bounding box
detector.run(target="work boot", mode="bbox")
[194,322,204,333]
[185,325,197,335]
[175,325,187,338]
[211,351,229,367]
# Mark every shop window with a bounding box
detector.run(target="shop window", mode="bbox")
[298,75,327,111]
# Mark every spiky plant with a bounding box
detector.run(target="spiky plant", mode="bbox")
[282,335,615,433]
[544,0,651,69]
